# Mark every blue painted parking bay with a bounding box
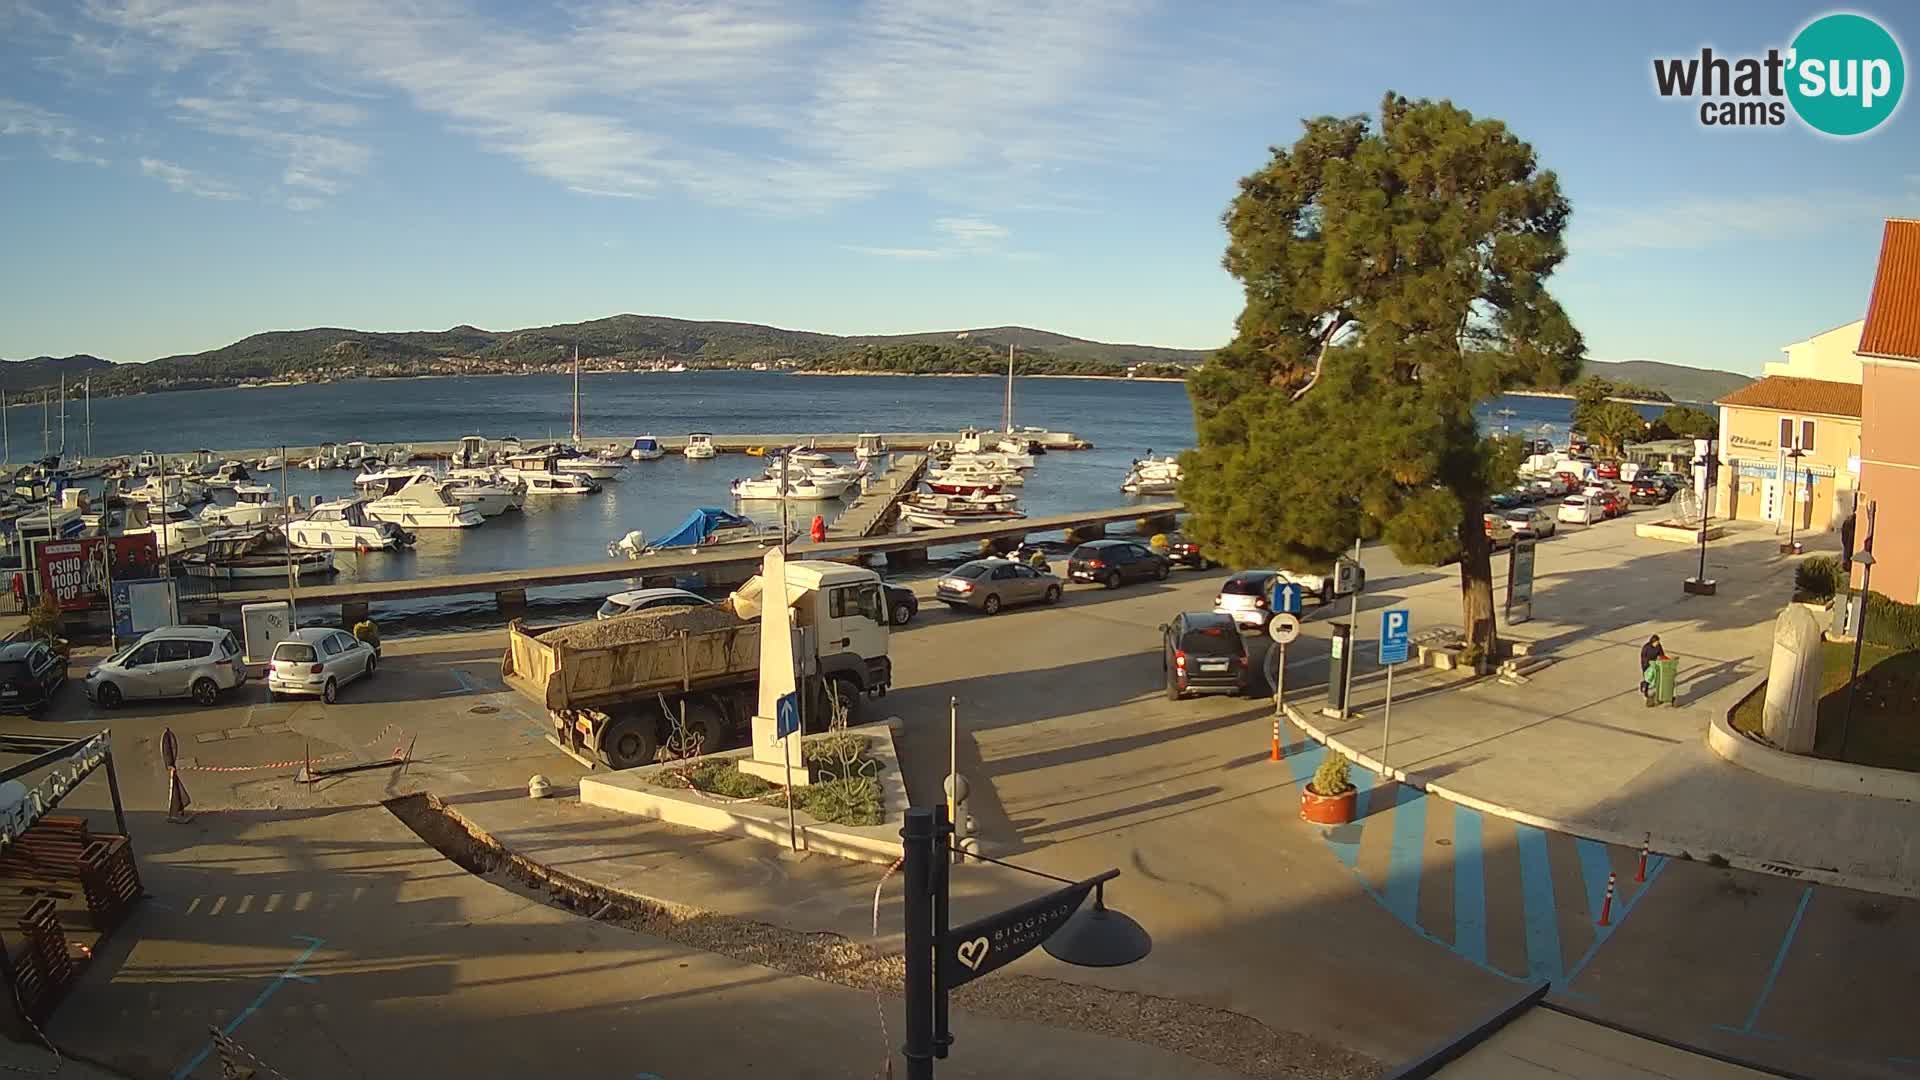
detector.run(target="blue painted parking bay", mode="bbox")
[1278,722,1666,988]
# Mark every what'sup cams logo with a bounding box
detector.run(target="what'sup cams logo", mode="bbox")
[1653,12,1905,136]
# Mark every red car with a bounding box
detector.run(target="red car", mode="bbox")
[1599,491,1625,518]
[1595,461,1620,480]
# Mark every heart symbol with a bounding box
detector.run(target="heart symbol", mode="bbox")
[955,936,990,971]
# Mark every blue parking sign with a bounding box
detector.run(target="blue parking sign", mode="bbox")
[776,692,801,738]
[1271,581,1303,616]
[1379,609,1411,665]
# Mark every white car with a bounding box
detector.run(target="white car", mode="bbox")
[84,625,248,708]
[1213,570,1284,629]
[596,588,713,620]
[268,627,377,703]
[1557,494,1605,525]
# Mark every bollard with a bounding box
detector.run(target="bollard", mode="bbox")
[1635,834,1650,883]
[1270,714,1281,762]
[1597,871,1616,927]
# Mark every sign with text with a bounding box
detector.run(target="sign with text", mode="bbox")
[1379,609,1411,665]
[939,877,1097,990]
[1505,539,1537,624]
[33,538,109,612]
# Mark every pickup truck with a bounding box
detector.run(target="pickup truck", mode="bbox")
[502,560,893,769]
[1269,555,1366,607]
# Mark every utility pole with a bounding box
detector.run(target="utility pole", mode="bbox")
[1840,500,1877,758]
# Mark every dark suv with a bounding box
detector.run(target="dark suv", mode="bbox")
[1156,532,1214,570]
[1628,476,1672,504]
[0,640,66,715]
[1067,539,1171,588]
[1160,612,1250,700]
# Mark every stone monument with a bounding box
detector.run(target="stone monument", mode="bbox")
[738,546,815,787]
[1761,604,1822,754]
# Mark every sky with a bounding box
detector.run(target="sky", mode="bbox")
[1,0,1915,373]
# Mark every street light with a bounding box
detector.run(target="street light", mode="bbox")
[1684,438,1719,596]
[1839,501,1878,759]
[1780,444,1806,555]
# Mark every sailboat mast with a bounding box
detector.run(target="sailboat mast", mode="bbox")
[2,388,8,466]
[84,377,91,459]
[571,346,582,444]
[41,392,48,456]
[1003,344,1015,434]
[58,375,66,454]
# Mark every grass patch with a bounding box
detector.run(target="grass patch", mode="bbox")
[1731,639,1920,772]
[661,733,887,826]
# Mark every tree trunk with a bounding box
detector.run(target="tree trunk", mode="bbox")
[1456,511,1500,663]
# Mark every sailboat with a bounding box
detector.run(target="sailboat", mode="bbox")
[993,344,1045,458]
[561,346,625,481]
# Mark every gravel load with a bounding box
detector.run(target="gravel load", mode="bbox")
[536,604,749,649]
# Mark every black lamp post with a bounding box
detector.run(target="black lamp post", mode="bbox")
[900,806,1151,1078]
[1779,444,1806,555]
[1839,500,1878,759]
[1684,439,1719,596]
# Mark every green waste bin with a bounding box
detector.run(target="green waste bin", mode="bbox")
[1647,657,1678,706]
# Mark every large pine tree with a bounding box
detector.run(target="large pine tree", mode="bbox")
[1183,93,1585,655]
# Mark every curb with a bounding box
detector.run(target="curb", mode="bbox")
[1283,704,1920,901]
[1706,708,1920,802]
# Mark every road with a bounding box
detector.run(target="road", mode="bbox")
[8,504,1917,1078]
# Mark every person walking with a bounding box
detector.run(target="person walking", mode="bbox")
[1639,634,1666,704]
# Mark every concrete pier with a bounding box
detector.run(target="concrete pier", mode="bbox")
[829,454,929,539]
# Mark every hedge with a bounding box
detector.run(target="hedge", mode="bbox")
[1862,590,1920,652]
[1795,556,1847,600]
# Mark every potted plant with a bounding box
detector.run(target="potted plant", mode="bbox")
[1301,756,1357,825]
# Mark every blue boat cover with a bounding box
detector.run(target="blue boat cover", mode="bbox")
[633,437,660,451]
[651,507,755,549]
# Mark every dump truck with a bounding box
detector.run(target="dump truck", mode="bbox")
[502,559,893,769]
[1271,556,1366,607]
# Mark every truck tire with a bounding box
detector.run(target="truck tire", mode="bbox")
[599,712,660,770]
[680,697,730,756]
[827,674,863,727]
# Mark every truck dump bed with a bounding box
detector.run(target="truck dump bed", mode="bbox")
[502,604,761,712]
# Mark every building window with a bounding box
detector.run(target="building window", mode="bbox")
[1778,416,1794,448]
[1800,419,1815,452]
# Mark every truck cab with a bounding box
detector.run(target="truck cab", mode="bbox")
[730,560,892,694]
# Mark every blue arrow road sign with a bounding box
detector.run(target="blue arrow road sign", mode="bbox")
[1379,609,1411,665]
[776,692,801,738]
[1272,581,1303,616]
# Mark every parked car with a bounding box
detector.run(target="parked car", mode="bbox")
[883,583,918,626]
[1488,491,1525,511]
[1503,506,1557,539]
[0,640,66,715]
[1628,477,1672,504]
[1598,490,1626,518]
[597,587,713,620]
[1067,539,1171,588]
[1214,569,1283,629]
[936,558,1063,614]
[268,626,378,703]
[1557,494,1605,525]
[1155,531,1215,570]
[1482,513,1516,550]
[83,625,246,708]
[1595,461,1621,480]
[1159,611,1251,700]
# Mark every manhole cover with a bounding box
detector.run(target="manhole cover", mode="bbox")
[469,704,499,715]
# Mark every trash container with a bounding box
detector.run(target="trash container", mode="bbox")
[1649,657,1678,705]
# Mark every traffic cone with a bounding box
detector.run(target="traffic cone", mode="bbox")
[1597,871,1616,927]
[1270,715,1281,761]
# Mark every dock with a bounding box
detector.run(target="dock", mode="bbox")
[830,454,930,539]
[200,501,1183,623]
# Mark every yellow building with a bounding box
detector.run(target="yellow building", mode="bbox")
[1765,319,1865,382]
[1713,376,1861,532]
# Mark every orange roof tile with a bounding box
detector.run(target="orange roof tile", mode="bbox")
[1715,375,1861,418]
[1859,218,1920,362]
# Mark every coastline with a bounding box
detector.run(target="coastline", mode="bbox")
[787,370,1187,383]
[1503,388,1677,407]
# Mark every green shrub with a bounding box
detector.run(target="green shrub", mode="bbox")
[1795,556,1847,601]
[25,593,61,642]
[801,732,872,776]
[789,776,884,826]
[1863,590,1920,651]
[1310,756,1353,796]
[352,619,381,651]
[679,758,776,799]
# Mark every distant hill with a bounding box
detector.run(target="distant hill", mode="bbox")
[850,326,1211,366]
[0,355,113,394]
[1581,359,1752,404]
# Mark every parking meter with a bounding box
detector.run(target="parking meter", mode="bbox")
[1324,622,1353,718]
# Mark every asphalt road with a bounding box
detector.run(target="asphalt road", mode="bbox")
[8,507,1917,1078]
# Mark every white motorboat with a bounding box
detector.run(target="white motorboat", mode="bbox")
[731,476,842,500]
[949,450,1033,472]
[854,434,889,460]
[131,451,163,477]
[763,460,857,497]
[126,501,220,553]
[927,462,1023,491]
[303,442,342,470]
[126,473,210,509]
[202,461,253,490]
[901,505,1027,530]
[287,497,414,551]
[555,451,627,481]
[183,529,336,581]
[683,432,717,460]
[453,435,490,468]
[201,483,287,527]
[440,474,519,516]
[904,491,1020,513]
[629,435,665,461]
[364,474,486,529]
[500,451,601,495]
[922,475,1005,496]
[1121,456,1183,495]
[354,465,434,493]
[255,455,284,472]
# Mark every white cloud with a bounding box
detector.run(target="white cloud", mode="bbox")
[1576,193,1889,255]
[844,246,951,260]
[140,156,243,199]
[55,0,1183,213]
[935,217,1010,247]
[849,216,1031,261]
[0,99,108,165]
[169,89,369,206]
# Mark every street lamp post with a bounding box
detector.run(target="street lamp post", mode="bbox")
[1684,439,1719,596]
[1780,444,1806,555]
[1839,501,1878,759]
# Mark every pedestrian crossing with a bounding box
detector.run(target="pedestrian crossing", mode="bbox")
[1278,724,1667,987]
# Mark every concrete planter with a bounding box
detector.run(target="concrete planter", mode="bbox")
[1708,692,1920,801]
[1637,521,1727,544]
[1301,786,1356,825]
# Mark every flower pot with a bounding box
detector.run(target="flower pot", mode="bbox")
[1301,786,1356,825]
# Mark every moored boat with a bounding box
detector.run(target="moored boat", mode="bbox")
[629,435,665,461]
[683,432,717,459]
[1121,455,1183,495]
[608,507,787,558]
[364,474,485,529]
[286,497,414,551]
[183,528,336,581]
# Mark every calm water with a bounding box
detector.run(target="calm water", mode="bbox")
[7,372,1616,626]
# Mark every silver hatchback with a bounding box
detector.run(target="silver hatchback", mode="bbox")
[268,627,378,703]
